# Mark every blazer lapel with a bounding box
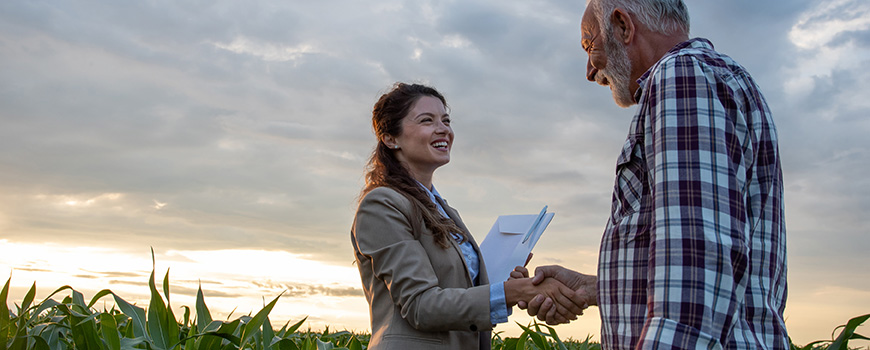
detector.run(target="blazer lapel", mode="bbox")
[434,196,484,286]
[435,196,480,286]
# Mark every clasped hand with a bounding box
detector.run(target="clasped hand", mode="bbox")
[509,265,598,325]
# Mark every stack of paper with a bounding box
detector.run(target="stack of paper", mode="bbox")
[479,206,554,283]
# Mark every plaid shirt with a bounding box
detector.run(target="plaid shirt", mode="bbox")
[597,38,788,350]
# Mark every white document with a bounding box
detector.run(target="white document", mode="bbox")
[479,206,554,284]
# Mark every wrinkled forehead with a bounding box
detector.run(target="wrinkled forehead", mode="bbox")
[580,6,599,39]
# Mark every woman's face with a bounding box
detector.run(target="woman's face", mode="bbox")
[392,95,453,180]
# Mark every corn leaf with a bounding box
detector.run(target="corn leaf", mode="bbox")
[828,313,870,350]
[285,316,308,335]
[272,338,302,350]
[162,269,180,349]
[16,282,36,332]
[120,336,148,350]
[8,335,28,350]
[541,323,568,350]
[195,283,213,333]
[183,321,196,350]
[181,306,190,329]
[111,292,148,340]
[71,290,88,311]
[1,276,11,345]
[239,293,281,348]
[26,334,51,350]
[146,251,178,350]
[262,315,275,348]
[68,311,103,350]
[347,335,362,350]
[517,331,531,350]
[100,312,122,350]
[87,289,115,309]
[315,338,335,350]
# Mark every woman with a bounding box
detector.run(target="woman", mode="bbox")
[351,83,580,349]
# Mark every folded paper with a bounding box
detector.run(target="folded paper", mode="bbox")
[479,206,554,283]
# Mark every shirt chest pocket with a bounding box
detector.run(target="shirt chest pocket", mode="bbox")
[612,136,648,221]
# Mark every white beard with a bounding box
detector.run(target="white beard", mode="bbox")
[600,29,635,108]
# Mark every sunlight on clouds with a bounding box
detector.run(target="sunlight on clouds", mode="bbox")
[441,34,472,49]
[153,200,167,210]
[214,36,319,63]
[164,249,360,286]
[37,193,123,208]
[316,148,364,162]
[217,138,248,151]
[785,0,870,98]
[0,242,369,334]
[788,0,870,50]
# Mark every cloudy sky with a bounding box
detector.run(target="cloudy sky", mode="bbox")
[1,0,868,345]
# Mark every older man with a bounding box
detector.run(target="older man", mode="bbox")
[522,0,789,349]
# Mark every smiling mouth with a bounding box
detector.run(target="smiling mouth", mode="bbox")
[431,141,448,149]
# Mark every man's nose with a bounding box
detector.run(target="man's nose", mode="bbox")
[586,59,597,82]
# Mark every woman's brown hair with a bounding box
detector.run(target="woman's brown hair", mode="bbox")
[362,82,466,248]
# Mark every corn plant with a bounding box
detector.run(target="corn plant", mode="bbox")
[792,313,869,350]
[492,322,599,350]
[3,249,867,350]
[0,249,369,350]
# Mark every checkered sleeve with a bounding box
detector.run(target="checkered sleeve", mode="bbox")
[637,54,752,349]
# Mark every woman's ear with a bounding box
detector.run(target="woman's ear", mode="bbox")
[382,136,399,149]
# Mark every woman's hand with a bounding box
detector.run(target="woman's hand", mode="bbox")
[523,265,598,325]
[509,266,529,280]
[503,277,585,324]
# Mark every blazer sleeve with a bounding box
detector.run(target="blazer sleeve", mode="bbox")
[353,187,492,332]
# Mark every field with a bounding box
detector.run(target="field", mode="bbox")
[2,257,867,350]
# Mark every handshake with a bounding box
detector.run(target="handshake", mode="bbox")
[504,265,598,325]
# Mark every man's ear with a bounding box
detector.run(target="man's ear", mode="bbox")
[610,8,635,44]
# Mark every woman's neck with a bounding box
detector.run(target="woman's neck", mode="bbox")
[408,168,434,190]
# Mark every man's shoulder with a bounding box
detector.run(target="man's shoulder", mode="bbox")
[655,38,743,74]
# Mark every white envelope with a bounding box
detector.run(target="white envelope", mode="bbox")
[479,209,554,284]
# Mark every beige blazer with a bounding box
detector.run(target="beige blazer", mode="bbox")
[351,186,493,350]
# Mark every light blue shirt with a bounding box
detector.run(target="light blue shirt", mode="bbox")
[420,183,509,325]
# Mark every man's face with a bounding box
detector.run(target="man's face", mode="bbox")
[581,7,636,108]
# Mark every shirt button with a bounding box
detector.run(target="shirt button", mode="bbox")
[469,324,478,331]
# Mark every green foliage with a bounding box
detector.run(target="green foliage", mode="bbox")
[791,313,870,350]
[492,323,599,350]
[3,256,867,350]
[0,257,371,350]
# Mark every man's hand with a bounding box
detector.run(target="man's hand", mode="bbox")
[519,265,598,325]
[504,275,585,323]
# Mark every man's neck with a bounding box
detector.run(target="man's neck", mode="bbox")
[631,30,690,80]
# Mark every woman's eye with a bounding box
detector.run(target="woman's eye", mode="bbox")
[442,118,451,125]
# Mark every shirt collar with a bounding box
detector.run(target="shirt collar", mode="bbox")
[634,37,714,101]
[418,182,450,218]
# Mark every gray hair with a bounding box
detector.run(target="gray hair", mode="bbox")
[588,0,690,35]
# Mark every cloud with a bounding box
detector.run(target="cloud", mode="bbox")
[214,37,320,63]
[252,281,364,298]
